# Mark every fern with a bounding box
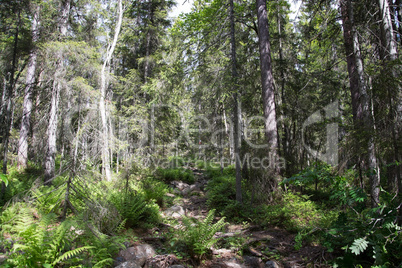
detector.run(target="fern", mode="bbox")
[350,237,369,255]
[177,209,227,258]
[3,210,89,267]
[116,218,127,233]
[92,258,114,268]
[52,246,94,265]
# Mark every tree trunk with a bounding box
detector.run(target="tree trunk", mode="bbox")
[277,2,287,176]
[340,0,380,207]
[44,0,71,185]
[256,0,280,178]
[99,0,123,181]
[397,0,402,46]
[44,78,61,184]
[1,8,21,201]
[379,0,398,61]
[229,0,242,203]
[17,5,40,170]
[378,0,400,194]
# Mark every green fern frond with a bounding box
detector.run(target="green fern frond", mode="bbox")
[52,246,94,265]
[116,218,127,233]
[177,209,227,258]
[92,258,114,268]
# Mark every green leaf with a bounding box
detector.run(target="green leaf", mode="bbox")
[0,173,8,186]
[350,237,368,255]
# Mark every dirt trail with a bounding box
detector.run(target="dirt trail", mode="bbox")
[141,168,330,268]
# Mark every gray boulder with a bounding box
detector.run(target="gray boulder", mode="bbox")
[265,260,280,268]
[118,244,156,266]
[114,260,142,268]
[164,205,185,218]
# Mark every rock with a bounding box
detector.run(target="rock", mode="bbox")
[243,256,264,268]
[181,184,198,195]
[164,205,185,218]
[172,189,181,195]
[171,181,189,191]
[114,256,125,264]
[168,265,185,268]
[0,254,7,265]
[114,260,142,268]
[146,254,179,268]
[265,260,280,268]
[211,248,233,257]
[118,244,156,266]
[224,261,245,268]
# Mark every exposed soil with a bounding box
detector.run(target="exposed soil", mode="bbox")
[131,168,331,268]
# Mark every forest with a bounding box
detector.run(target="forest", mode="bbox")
[0,0,401,267]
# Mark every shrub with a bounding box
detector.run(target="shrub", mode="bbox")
[108,190,160,227]
[327,190,402,267]
[0,164,42,205]
[205,164,235,178]
[156,167,195,184]
[283,164,368,209]
[205,175,254,221]
[141,177,169,207]
[283,162,333,191]
[261,192,324,232]
[168,156,186,168]
[32,184,65,215]
[195,160,205,169]
[206,176,236,212]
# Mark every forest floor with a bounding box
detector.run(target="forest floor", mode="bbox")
[121,168,331,268]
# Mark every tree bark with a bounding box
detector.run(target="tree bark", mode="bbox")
[229,0,242,203]
[17,4,40,170]
[379,0,398,61]
[256,0,280,178]
[44,78,61,184]
[44,0,71,184]
[1,7,22,200]
[378,0,400,194]
[340,0,380,207]
[99,0,123,181]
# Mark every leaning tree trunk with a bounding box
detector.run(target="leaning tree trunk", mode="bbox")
[256,0,280,179]
[44,0,71,184]
[341,0,380,207]
[99,0,123,181]
[18,5,40,170]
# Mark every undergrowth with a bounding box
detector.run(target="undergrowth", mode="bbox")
[170,209,227,260]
